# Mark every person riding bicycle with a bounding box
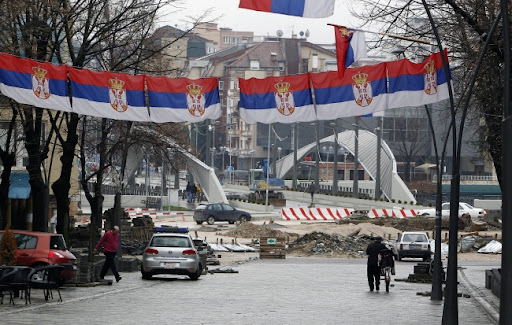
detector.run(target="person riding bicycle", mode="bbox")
[379,245,396,275]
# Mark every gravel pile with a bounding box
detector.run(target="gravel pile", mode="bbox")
[288,231,371,258]
[221,222,288,238]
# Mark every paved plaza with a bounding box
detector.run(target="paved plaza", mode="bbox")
[0,257,500,324]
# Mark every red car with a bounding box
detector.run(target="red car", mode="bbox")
[0,230,78,282]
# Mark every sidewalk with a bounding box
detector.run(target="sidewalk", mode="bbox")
[0,258,499,324]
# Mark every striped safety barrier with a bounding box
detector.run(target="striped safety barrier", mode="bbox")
[282,207,420,220]
[281,207,354,221]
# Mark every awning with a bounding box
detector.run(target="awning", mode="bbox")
[8,172,31,199]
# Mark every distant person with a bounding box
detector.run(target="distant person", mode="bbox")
[366,236,386,291]
[185,182,193,202]
[191,183,197,202]
[95,226,122,282]
[307,182,316,201]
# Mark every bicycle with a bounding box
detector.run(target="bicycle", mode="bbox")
[381,266,392,292]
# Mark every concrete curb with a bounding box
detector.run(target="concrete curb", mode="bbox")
[458,268,499,324]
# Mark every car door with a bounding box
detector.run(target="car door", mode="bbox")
[221,203,237,222]
[441,203,451,217]
[14,233,38,266]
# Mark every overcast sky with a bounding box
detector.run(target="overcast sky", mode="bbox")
[162,0,359,44]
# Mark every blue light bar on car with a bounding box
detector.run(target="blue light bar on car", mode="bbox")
[154,226,189,233]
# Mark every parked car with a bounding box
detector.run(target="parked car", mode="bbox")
[393,231,432,261]
[0,230,78,283]
[141,232,204,280]
[193,203,252,225]
[417,202,487,219]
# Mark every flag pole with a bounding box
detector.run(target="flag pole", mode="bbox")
[327,24,432,45]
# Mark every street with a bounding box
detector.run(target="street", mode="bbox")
[0,258,499,324]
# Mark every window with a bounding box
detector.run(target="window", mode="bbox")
[233,37,239,44]
[219,80,224,90]
[50,235,67,250]
[14,234,38,249]
[223,36,230,43]
[250,60,260,70]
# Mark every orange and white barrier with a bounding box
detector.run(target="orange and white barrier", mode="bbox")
[368,209,396,218]
[282,207,420,220]
[281,207,354,221]
[368,208,419,218]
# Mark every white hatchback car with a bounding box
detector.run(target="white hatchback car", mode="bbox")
[394,232,432,261]
[417,202,487,219]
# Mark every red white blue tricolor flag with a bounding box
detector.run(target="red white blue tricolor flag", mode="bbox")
[146,76,221,123]
[239,0,335,18]
[310,63,388,120]
[0,53,71,112]
[333,25,367,78]
[69,67,149,121]
[387,50,451,109]
[239,74,315,124]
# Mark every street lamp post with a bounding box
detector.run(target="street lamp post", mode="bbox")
[210,147,215,168]
[220,146,226,171]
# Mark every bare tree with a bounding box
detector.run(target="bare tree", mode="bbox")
[351,0,507,185]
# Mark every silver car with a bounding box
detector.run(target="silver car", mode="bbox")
[141,233,203,280]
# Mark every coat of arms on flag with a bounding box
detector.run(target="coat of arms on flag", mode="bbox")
[186,83,206,117]
[352,72,373,107]
[424,60,438,95]
[31,66,51,99]
[274,81,295,116]
[109,77,128,112]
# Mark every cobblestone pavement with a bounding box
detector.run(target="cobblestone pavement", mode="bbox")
[0,258,500,325]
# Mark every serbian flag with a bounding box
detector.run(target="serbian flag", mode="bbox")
[333,25,367,78]
[146,76,221,123]
[239,0,334,18]
[387,50,451,109]
[69,67,149,121]
[0,53,71,112]
[239,74,315,124]
[310,62,388,120]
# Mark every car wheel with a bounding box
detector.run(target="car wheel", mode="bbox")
[141,266,152,280]
[228,221,235,224]
[196,221,203,225]
[207,216,215,225]
[239,215,248,223]
[189,265,201,280]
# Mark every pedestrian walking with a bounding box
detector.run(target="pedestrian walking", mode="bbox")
[191,183,197,202]
[185,182,193,202]
[95,226,122,282]
[366,236,386,291]
[307,182,316,202]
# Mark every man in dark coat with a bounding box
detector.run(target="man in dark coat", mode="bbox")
[366,236,386,291]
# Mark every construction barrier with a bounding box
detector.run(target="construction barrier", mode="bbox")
[282,207,419,220]
[281,207,354,221]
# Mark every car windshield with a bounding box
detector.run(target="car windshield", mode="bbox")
[222,204,235,211]
[50,235,67,250]
[151,236,191,248]
[403,234,428,242]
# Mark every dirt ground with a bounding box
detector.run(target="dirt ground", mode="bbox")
[153,215,502,264]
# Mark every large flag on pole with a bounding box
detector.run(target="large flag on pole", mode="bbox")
[310,62,388,120]
[69,67,149,121]
[0,53,72,112]
[239,0,334,18]
[146,76,221,123]
[333,25,367,78]
[239,74,315,124]
[387,50,451,109]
